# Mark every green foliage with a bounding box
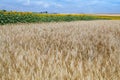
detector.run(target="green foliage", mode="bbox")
[0,11,119,25]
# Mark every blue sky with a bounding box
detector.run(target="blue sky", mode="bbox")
[0,0,120,13]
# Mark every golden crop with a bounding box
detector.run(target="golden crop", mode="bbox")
[0,20,120,80]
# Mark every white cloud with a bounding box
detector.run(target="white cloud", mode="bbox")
[32,1,50,8]
[52,3,63,8]
[16,0,63,8]
[23,0,30,6]
[31,1,63,8]
[17,0,31,6]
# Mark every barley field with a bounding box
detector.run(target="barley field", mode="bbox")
[0,20,120,80]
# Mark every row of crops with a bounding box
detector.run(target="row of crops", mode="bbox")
[0,11,120,25]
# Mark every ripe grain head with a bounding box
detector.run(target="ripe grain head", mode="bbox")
[0,20,120,80]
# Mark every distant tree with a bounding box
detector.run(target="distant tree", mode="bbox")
[52,13,58,14]
[39,11,48,14]
[2,9,7,12]
[45,11,48,14]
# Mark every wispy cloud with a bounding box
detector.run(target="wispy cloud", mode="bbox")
[0,0,120,13]
[32,1,50,8]
[17,0,30,6]
[23,0,30,6]
[17,0,63,8]
[31,1,63,8]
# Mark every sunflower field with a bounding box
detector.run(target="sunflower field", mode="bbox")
[0,11,120,25]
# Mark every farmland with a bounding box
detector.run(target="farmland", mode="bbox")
[0,20,120,80]
[0,11,120,25]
